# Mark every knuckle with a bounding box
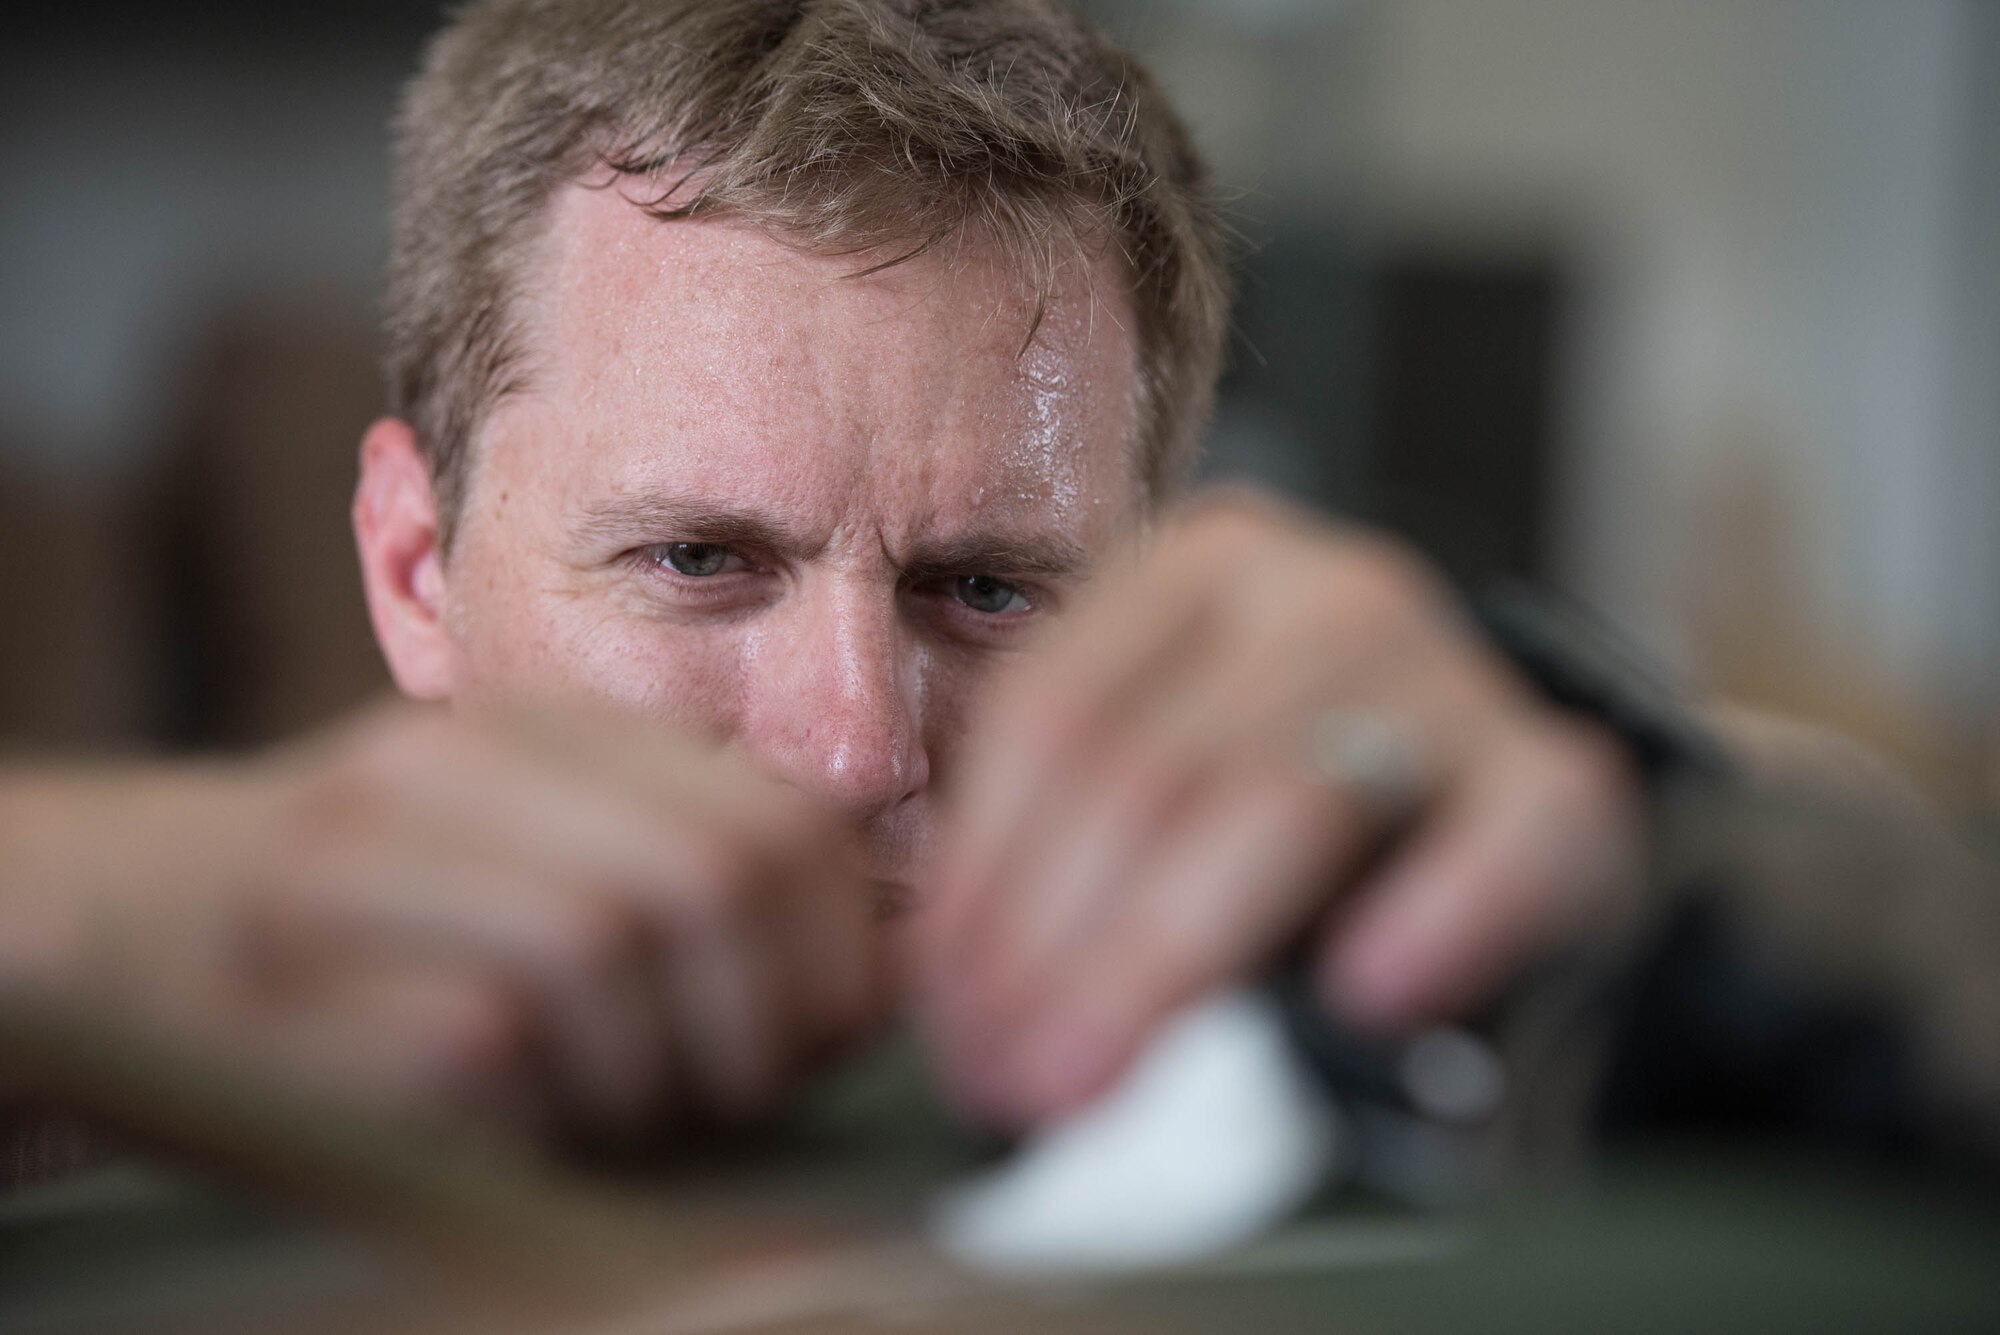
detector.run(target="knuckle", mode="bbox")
[1122,917,1217,1005]
[421,987,535,1102]
[535,894,649,976]
[1271,771,1350,848]
[752,788,821,849]
[1186,485,1287,538]
[690,828,760,892]
[834,957,893,1037]
[284,762,388,853]
[1175,494,1295,569]
[1327,532,1435,627]
[1100,744,1201,841]
[229,885,319,971]
[281,718,456,853]
[754,790,850,869]
[1540,719,1640,807]
[1013,675,1094,746]
[668,833,770,926]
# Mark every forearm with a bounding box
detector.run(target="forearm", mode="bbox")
[0,765,242,1188]
[1613,707,2000,1161]
[0,763,264,990]
[1702,706,1992,1000]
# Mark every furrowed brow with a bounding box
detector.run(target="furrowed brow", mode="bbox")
[573,494,801,554]
[903,532,1091,583]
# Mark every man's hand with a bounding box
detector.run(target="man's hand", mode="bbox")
[1,704,886,1145]
[918,492,1642,1127]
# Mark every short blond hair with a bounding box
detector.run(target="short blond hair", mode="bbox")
[388,0,1230,540]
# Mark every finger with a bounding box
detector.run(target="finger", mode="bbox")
[923,513,1454,992]
[245,965,552,1140]
[924,549,1218,969]
[656,887,786,1117]
[946,737,1204,1046]
[298,717,873,1129]
[1322,723,1639,1032]
[924,647,1231,1060]
[765,850,890,1062]
[497,729,881,1105]
[975,764,1372,1127]
[667,786,884,1090]
[928,630,1284,1081]
[248,853,672,1138]
[928,611,1456,1097]
[343,717,809,909]
[479,714,886,1063]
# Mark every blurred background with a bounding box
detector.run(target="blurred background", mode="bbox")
[3,0,1996,804]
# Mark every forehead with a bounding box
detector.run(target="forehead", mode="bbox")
[478,180,1143,546]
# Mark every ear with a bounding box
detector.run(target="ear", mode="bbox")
[353,418,455,700]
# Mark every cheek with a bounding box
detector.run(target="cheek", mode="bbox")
[564,626,744,729]
[450,581,747,732]
[439,478,751,730]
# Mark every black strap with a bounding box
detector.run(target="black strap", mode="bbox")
[1470,582,1733,786]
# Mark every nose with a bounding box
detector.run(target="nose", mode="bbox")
[742,581,929,824]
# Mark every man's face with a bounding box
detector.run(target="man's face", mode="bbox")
[427,183,1143,885]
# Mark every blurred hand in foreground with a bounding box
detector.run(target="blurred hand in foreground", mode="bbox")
[0,703,887,1145]
[917,492,1644,1128]
[1,491,1646,1155]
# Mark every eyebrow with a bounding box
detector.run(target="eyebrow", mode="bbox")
[901,532,1091,582]
[574,493,1090,580]
[574,495,801,555]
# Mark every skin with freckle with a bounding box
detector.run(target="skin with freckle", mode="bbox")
[0,166,1646,1151]
[340,179,1643,1138]
[7,1,1976,1192]
[0,0,1652,1166]
[424,183,1145,884]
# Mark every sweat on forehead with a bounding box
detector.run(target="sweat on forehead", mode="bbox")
[497,186,1131,469]
[388,0,1229,549]
[455,182,1145,550]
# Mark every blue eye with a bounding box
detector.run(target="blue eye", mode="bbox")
[954,575,1029,615]
[657,543,731,577]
